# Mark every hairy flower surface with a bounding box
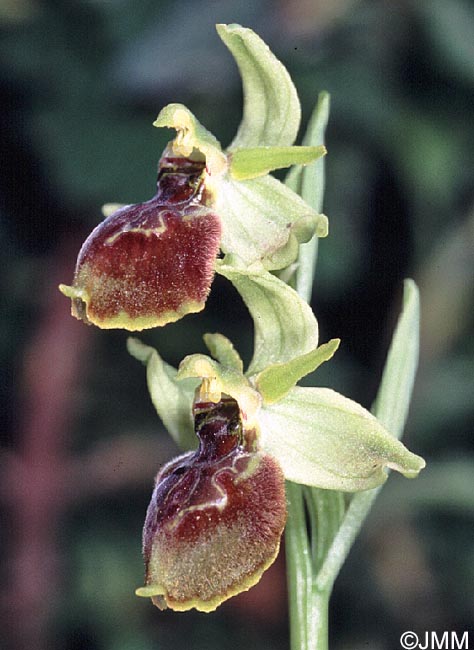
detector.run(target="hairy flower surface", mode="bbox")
[137,392,286,612]
[60,155,221,330]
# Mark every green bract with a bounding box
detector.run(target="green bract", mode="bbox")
[128,269,425,492]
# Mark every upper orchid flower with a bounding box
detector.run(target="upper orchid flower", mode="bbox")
[59,24,328,330]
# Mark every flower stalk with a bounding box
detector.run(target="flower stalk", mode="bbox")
[284,91,333,650]
[283,87,421,649]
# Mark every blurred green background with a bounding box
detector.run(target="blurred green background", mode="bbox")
[1,1,473,649]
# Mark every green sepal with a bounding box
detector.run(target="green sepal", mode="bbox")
[217,174,328,269]
[203,332,244,373]
[259,386,426,492]
[256,339,340,404]
[153,103,227,176]
[177,353,261,425]
[216,264,319,376]
[230,146,326,181]
[215,23,327,270]
[127,338,197,450]
[216,23,301,150]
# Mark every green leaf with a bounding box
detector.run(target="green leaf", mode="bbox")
[217,23,301,150]
[313,280,423,594]
[256,339,340,404]
[127,338,197,450]
[177,353,261,425]
[259,386,425,492]
[230,146,326,181]
[286,92,330,212]
[153,103,227,176]
[372,279,420,435]
[203,332,244,373]
[286,92,330,302]
[216,264,319,376]
[217,174,328,269]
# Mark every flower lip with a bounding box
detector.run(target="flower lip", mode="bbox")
[139,391,287,612]
[60,153,221,331]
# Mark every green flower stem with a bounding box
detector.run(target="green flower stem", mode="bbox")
[285,486,342,650]
[284,88,420,650]
[287,486,344,650]
[286,280,420,647]
[310,593,329,650]
[285,482,312,650]
[308,489,345,650]
[285,91,335,650]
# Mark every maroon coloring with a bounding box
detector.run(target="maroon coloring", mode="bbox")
[70,157,221,327]
[141,396,287,611]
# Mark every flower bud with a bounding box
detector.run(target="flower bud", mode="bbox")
[60,155,221,330]
[136,394,287,612]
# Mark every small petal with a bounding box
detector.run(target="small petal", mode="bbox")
[255,339,340,404]
[229,145,326,181]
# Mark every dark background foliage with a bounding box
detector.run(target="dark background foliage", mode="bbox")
[1,1,473,649]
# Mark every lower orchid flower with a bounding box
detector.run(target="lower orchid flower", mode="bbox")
[136,388,286,612]
[128,265,425,611]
